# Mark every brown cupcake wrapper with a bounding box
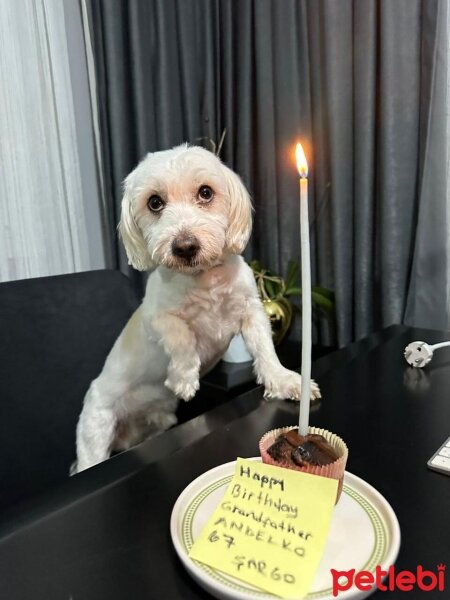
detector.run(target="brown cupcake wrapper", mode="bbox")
[259,425,348,483]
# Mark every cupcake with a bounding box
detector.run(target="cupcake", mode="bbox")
[259,426,348,502]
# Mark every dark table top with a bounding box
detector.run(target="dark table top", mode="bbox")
[1,325,449,600]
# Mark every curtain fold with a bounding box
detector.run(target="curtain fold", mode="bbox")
[353,0,377,340]
[0,0,104,282]
[404,0,450,330]
[321,1,355,345]
[85,0,449,345]
[378,0,421,330]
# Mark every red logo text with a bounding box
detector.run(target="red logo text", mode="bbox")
[331,564,446,596]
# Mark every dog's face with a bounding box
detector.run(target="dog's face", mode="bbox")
[119,145,252,273]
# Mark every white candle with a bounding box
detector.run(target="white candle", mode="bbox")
[296,143,311,436]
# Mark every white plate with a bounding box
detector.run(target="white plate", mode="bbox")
[170,458,401,600]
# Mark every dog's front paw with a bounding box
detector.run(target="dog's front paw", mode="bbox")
[263,368,321,401]
[165,373,200,401]
[309,379,321,400]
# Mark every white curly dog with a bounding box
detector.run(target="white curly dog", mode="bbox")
[73,144,320,473]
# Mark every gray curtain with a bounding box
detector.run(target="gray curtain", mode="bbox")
[86,0,449,346]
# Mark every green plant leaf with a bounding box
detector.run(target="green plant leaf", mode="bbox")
[265,279,276,298]
[285,260,299,289]
[311,291,334,315]
[249,258,335,320]
[285,286,302,297]
[312,286,335,301]
[250,260,262,272]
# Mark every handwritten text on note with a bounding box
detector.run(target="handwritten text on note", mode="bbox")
[189,458,338,598]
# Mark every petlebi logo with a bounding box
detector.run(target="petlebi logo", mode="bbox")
[331,563,446,596]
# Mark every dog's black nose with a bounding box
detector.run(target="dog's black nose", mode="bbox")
[172,235,200,260]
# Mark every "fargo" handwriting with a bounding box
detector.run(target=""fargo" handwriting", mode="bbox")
[232,554,296,584]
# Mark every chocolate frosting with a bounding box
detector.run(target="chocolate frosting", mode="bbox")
[267,429,339,467]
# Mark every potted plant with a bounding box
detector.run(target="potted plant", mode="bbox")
[250,260,335,345]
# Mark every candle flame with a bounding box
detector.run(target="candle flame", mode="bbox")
[296,142,308,178]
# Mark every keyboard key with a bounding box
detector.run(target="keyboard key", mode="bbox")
[427,435,450,475]
[431,455,450,470]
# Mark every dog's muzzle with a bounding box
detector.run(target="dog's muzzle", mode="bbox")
[171,234,200,261]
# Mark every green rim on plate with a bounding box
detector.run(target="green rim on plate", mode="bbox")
[181,474,389,599]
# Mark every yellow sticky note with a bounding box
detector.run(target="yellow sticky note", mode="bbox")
[189,458,338,599]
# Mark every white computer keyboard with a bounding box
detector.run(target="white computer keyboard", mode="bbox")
[427,435,450,476]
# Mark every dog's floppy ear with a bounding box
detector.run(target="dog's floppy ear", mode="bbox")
[118,177,154,271]
[222,164,253,254]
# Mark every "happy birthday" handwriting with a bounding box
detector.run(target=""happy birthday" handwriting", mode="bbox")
[231,483,298,517]
[239,464,285,491]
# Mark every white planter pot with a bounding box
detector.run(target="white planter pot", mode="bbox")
[222,334,252,363]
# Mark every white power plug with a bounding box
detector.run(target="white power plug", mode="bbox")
[404,340,450,368]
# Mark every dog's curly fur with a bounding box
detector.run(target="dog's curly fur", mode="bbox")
[73,145,320,473]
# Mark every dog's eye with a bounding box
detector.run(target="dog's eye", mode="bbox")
[147,195,164,212]
[198,185,214,202]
